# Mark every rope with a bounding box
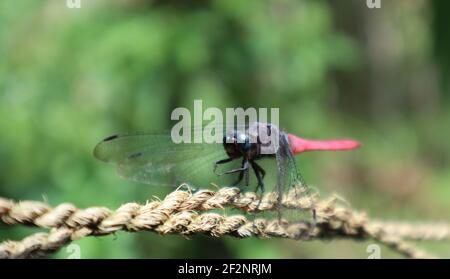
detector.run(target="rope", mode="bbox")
[370,221,450,241]
[0,187,443,259]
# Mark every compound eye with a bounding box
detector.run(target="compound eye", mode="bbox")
[237,133,247,143]
[224,135,237,144]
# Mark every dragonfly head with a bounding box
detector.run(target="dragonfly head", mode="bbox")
[223,130,252,158]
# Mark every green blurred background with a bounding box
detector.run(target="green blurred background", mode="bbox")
[1,0,450,258]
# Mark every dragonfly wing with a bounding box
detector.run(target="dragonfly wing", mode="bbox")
[93,132,239,188]
[276,133,310,203]
[275,133,304,192]
[274,133,315,223]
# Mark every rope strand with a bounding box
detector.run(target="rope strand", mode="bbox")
[0,187,443,259]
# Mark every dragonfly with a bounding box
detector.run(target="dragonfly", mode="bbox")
[93,122,360,209]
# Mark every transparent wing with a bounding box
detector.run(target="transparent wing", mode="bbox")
[93,132,241,188]
[275,133,307,194]
[274,133,315,228]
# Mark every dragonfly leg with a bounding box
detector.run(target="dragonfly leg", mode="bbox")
[232,171,244,186]
[213,157,235,175]
[251,161,265,193]
[232,159,249,186]
[243,160,250,186]
[215,160,249,176]
[251,161,267,211]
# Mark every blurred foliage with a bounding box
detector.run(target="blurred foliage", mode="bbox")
[0,0,449,258]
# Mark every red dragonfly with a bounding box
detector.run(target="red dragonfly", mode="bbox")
[94,122,360,197]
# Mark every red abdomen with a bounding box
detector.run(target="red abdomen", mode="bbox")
[288,133,361,155]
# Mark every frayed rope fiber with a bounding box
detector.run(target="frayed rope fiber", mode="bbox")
[0,186,446,259]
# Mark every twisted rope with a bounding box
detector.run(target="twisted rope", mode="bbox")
[0,187,443,259]
[0,187,317,231]
[370,221,450,241]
